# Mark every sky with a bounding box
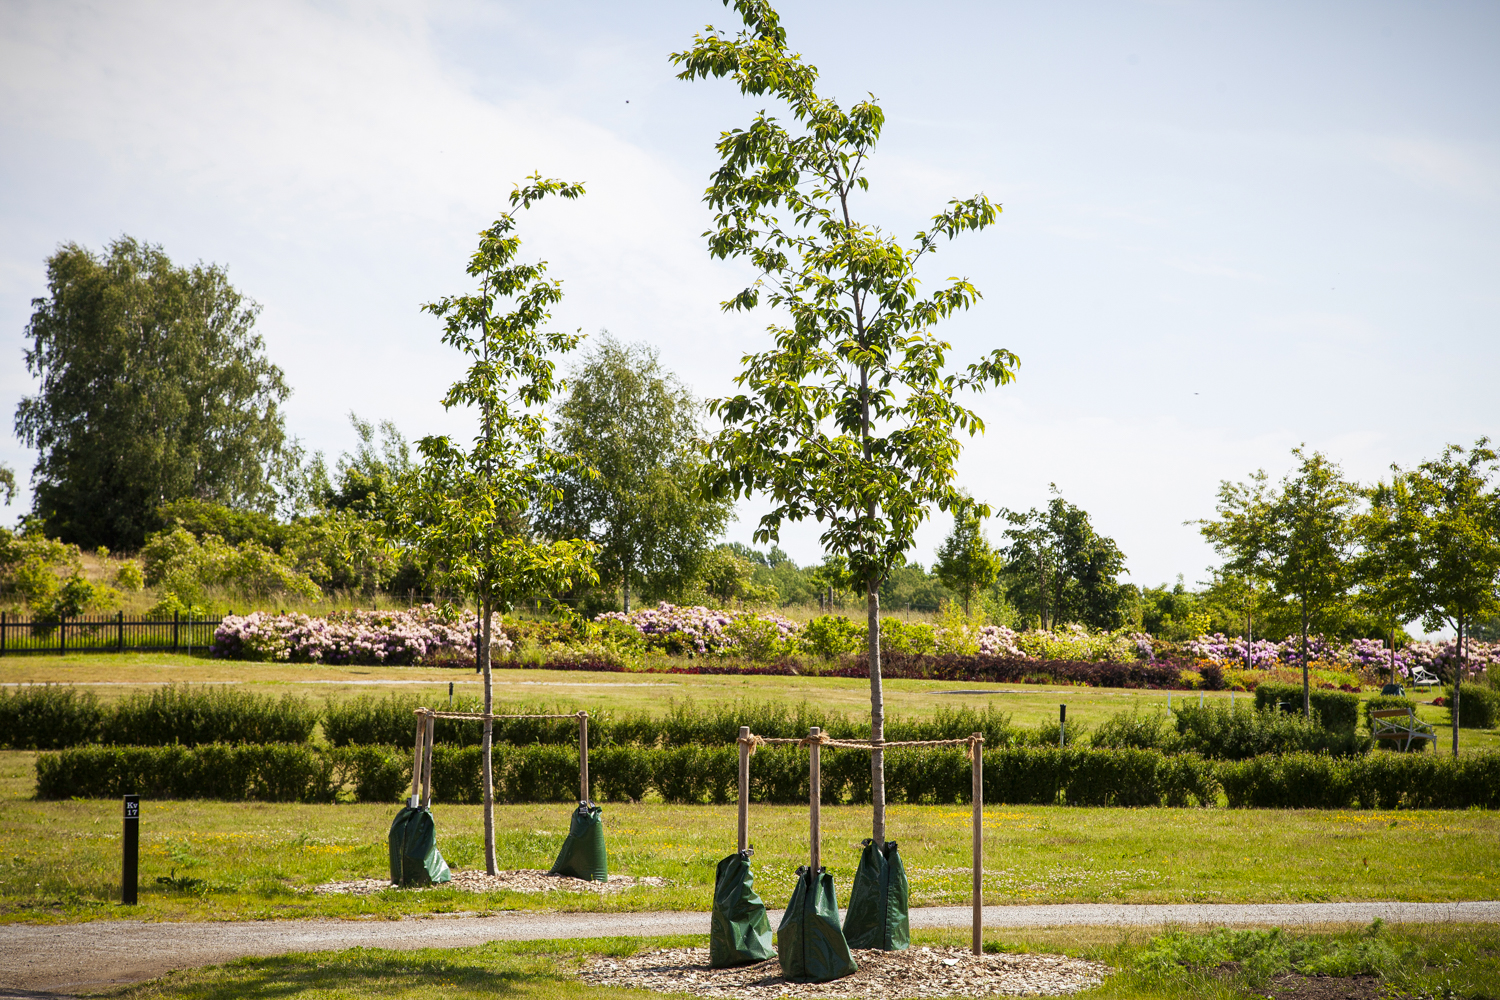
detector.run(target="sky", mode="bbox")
[1,0,1496,592]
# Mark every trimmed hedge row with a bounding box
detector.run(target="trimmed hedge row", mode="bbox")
[1446,685,1500,729]
[0,684,318,750]
[36,743,1500,809]
[1253,683,1361,733]
[35,744,339,802]
[1218,752,1500,809]
[323,696,1022,750]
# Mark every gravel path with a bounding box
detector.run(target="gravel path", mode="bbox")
[3,901,1497,996]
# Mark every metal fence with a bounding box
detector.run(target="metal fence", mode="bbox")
[0,611,224,656]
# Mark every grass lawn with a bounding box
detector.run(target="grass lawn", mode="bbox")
[4,746,1498,924]
[6,653,1498,752]
[93,925,1500,1000]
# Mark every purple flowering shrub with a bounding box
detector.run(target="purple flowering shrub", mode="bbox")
[212,605,510,665]
[1177,633,1500,686]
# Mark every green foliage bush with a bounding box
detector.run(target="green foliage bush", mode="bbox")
[0,684,105,749]
[1362,695,1418,729]
[1254,682,1360,733]
[35,741,1500,809]
[320,694,1017,750]
[1446,685,1500,729]
[1217,751,1500,809]
[141,526,321,604]
[799,615,865,659]
[1172,704,1369,759]
[102,685,318,746]
[0,683,317,749]
[36,744,338,802]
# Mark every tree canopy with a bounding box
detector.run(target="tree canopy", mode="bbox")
[999,489,1130,631]
[934,502,1001,615]
[1199,448,1359,716]
[674,0,1018,843]
[387,177,597,874]
[1363,439,1500,754]
[15,237,290,550]
[538,335,731,611]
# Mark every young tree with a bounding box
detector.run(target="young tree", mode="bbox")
[0,462,15,507]
[538,336,731,611]
[933,502,1001,615]
[1365,440,1500,755]
[389,177,597,874]
[1199,448,1359,718]
[15,237,290,549]
[675,0,1019,843]
[999,490,1129,630]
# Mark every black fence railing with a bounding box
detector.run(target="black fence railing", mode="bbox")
[0,612,225,656]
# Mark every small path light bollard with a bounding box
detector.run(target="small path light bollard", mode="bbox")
[122,795,139,905]
[1059,705,1066,747]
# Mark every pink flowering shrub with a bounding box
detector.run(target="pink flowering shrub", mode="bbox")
[1406,638,1500,680]
[595,602,799,658]
[212,605,510,665]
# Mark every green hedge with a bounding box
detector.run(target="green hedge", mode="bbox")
[1446,686,1500,729]
[1171,705,1369,759]
[0,684,317,749]
[1217,751,1500,809]
[1253,683,1361,733]
[38,742,1500,809]
[321,695,1020,749]
[0,685,104,750]
[35,744,339,802]
[1363,695,1418,729]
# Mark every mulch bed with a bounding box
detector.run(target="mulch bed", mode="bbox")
[312,869,668,896]
[1262,972,1394,1000]
[579,945,1110,998]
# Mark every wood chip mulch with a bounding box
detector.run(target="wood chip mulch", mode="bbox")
[312,869,669,896]
[578,945,1111,998]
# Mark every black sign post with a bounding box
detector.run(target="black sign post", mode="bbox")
[122,794,139,905]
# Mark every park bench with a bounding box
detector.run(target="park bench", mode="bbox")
[1370,707,1436,752]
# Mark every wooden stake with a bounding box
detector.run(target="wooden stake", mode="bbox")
[738,725,750,854]
[971,733,984,956]
[809,726,821,873]
[421,713,436,809]
[579,712,590,804]
[410,711,426,806]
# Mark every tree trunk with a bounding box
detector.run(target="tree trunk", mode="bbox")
[868,576,886,844]
[1453,617,1463,758]
[480,595,497,875]
[1389,625,1396,686]
[622,566,631,614]
[1300,599,1310,720]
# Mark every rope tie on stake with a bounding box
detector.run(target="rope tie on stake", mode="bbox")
[742,731,984,754]
[414,708,586,721]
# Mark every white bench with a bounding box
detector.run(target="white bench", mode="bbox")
[1371,707,1437,752]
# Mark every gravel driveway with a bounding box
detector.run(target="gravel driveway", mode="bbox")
[3,901,1497,996]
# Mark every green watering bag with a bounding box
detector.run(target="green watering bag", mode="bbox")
[710,850,774,968]
[549,802,608,881]
[777,866,857,983]
[843,839,910,951]
[387,804,452,886]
